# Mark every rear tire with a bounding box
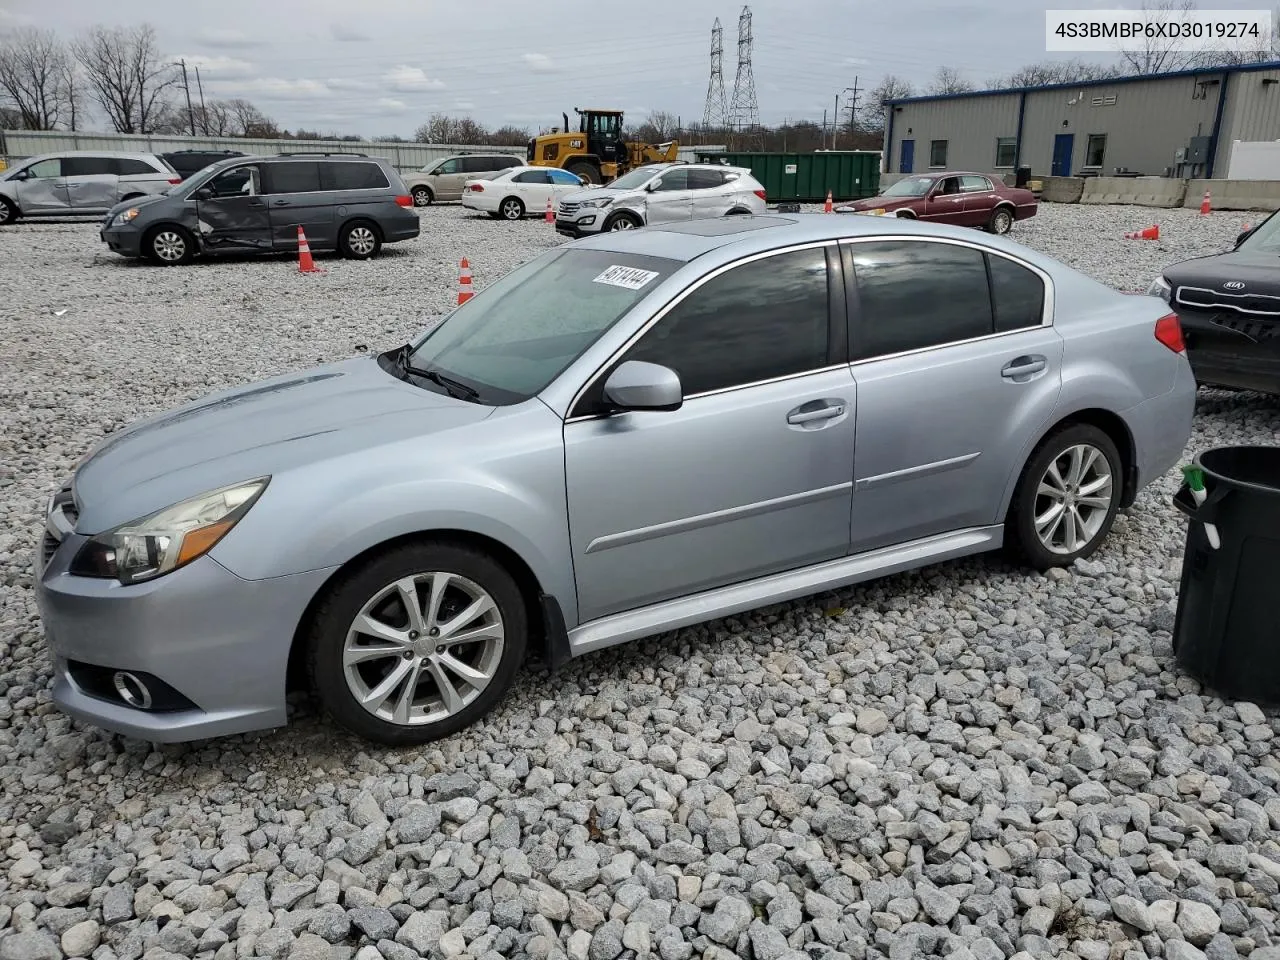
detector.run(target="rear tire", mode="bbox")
[987,206,1014,234]
[412,186,433,207]
[0,198,18,225]
[1006,423,1123,570]
[144,225,195,265]
[339,220,381,259]
[567,161,601,185]
[307,541,528,745]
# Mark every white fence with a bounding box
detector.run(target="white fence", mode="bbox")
[0,129,723,173]
[1225,140,1280,180]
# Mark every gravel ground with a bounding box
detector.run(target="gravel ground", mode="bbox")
[1,202,1279,960]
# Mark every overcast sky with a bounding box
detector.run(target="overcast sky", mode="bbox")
[0,0,1268,137]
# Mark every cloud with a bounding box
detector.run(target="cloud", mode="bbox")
[383,65,445,92]
[195,28,268,49]
[330,23,371,42]
[170,55,255,79]
[522,53,559,74]
[230,77,333,100]
[454,100,476,110]
[327,77,374,91]
[376,98,408,113]
[843,57,868,66]
[0,7,33,24]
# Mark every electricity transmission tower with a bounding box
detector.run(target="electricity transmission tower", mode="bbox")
[728,6,759,131]
[702,18,729,130]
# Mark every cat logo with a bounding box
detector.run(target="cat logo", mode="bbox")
[570,139,584,149]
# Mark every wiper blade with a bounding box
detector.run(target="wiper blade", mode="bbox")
[393,343,481,402]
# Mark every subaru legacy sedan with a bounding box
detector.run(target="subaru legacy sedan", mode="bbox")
[34,214,1195,745]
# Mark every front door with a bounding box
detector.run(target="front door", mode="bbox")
[564,243,854,623]
[62,155,119,211]
[1052,134,1074,177]
[431,158,468,201]
[899,139,915,174]
[195,164,272,251]
[264,160,334,250]
[643,167,693,224]
[13,158,69,213]
[843,237,1062,552]
[922,176,966,223]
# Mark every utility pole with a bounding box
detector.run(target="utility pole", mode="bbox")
[843,78,861,147]
[822,109,827,149]
[178,58,195,136]
[832,94,840,149]
[194,66,208,135]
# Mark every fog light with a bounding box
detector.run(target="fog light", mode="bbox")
[112,671,153,709]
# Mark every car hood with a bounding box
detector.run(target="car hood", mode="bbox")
[71,355,494,533]
[563,186,642,205]
[1163,249,1280,294]
[105,192,170,219]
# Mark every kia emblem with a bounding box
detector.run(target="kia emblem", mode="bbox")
[1223,280,1246,290]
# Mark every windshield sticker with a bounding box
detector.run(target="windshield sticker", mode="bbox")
[592,265,659,290]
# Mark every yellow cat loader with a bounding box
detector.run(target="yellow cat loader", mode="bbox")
[526,108,679,184]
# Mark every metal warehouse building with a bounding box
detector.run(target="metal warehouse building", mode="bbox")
[883,60,1280,181]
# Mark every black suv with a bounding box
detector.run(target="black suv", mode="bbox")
[1149,214,1280,395]
[99,153,420,265]
[162,149,248,180]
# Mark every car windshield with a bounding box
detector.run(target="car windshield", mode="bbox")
[405,248,682,403]
[166,160,240,199]
[607,167,663,190]
[1238,214,1280,253]
[882,177,935,197]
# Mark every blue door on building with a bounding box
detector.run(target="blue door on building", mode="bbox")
[1052,134,1074,176]
[899,140,914,173]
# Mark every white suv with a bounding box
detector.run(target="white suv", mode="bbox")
[0,150,180,224]
[555,162,767,237]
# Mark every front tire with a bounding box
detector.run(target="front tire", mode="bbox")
[605,212,641,231]
[1007,423,1122,569]
[0,198,18,225]
[145,225,195,265]
[307,542,528,745]
[567,161,601,185]
[339,220,381,259]
[412,186,433,206]
[499,197,525,220]
[987,206,1014,234]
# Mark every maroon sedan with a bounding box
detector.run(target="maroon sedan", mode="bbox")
[835,172,1037,235]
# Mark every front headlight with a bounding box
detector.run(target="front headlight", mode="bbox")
[579,198,613,209]
[1147,276,1172,302]
[70,477,269,584]
[113,208,140,225]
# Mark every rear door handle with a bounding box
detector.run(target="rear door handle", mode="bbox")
[272,199,290,206]
[787,403,845,424]
[1002,356,1047,378]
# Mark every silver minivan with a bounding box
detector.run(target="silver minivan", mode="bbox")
[404,153,524,205]
[0,150,180,224]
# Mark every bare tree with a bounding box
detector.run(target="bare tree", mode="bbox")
[57,59,85,130]
[1117,0,1202,74]
[72,24,177,133]
[628,110,679,143]
[995,58,1122,87]
[857,74,914,132]
[927,66,975,95]
[0,27,73,129]
[226,97,277,137]
[1194,5,1280,66]
[453,116,488,143]
[414,112,456,143]
[489,125,530,146]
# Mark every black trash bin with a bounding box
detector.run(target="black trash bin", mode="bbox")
[1171,446,1280,703]
[1016,165,1032,189]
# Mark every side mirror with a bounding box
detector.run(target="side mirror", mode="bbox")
[646,180,660,192]
[11,170,29,181]
[602,361,682,412]
[192,186,213,200]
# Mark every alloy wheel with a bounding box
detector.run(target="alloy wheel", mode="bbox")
[0,203,11,225]
[152,231,186,262]
[347,226,376,256]
[993,210,1012,233]
[342,572,505,726]
[413,188,431,207]
[610,218,636,231]
[1033,443,1114,555]
[502,200,522,220]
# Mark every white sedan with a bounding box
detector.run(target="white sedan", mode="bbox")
[460,165,585,220]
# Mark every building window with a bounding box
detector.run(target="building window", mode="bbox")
[995,137,1017,168]
[929,140,947,167]
[1085,134,1107,168]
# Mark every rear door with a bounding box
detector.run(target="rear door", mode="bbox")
[689,168,731,219]
[843,236,1062,552]
[644,167,693,224]
[320,159,391,212]
[511,170,554,213]
[63,155,119,210]
[959,175,998,226]
[263,161,334,249]
[12,157,69,213]
[114,156,169,197]
[547,167,584,199]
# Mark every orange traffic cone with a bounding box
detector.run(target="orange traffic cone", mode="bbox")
[296,226,323,273]
[1125,224,1160,240]
[1200,190,1211,215]
[545,197,555,224]
[823,190,833,213]
[457,258,474,304]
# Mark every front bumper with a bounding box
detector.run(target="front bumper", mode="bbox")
[34,528,336,743]
[555,211,605,237]
[1174,306,1280,394]
[99,223,143,257]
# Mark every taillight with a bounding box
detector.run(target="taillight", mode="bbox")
[394,194,413,207]
[754,189,766,200]
[1155,312,1185,353]
[168,177,182,184]
[469,183,484,192]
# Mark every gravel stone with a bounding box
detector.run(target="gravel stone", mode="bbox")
[0,933,60,960]
[349,909,399,942]
[699,896,753,946]
[1179,900,1223,944]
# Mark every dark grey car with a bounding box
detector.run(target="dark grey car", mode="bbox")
[99,153,420,265]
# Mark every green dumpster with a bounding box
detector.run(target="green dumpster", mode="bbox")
[694,150,881,203]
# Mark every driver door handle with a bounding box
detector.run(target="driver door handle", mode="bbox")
[1001,356,1047,379]
[787,403,845,424]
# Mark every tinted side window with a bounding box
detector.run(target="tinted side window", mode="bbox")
[499,157,522,168]
[62,156,115,176]
[265,162,321,194]
[436,159,461,174]
[322,161,390,190]
[462,156,495,173]
[652,168,688,191]
[989,254,1045,332]
[960,175,992,192]
[850,240,992,360]
[547,169,581,184]
[625,246,830,396]
[513,170,549,184]
[114,158,160,175]
[688,169,725,189]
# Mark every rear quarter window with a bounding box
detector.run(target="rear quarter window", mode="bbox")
[114,158,160,176]
[322,161,390,190]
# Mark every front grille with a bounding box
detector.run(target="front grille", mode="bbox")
[62,502,79,526]
[558,201,581,217]
[1176,285,1280,316]
[1209,313,1280,342]
[42,532,59,563]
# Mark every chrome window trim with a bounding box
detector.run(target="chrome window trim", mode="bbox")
[839,233,1055,367]
[564,239,842,422]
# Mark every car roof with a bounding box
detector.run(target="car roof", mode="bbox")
[19,150,162,162]
[570,211,1058,271]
